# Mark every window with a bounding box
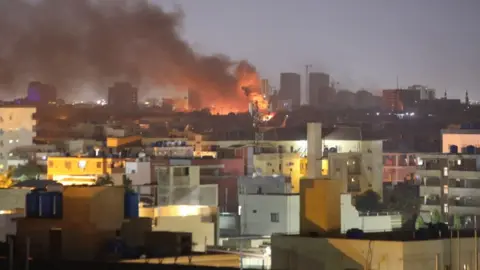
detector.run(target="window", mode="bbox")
[78,160,87,169]
[96,162,101,169]
[271,213,279,223]
[443,167,448,177]
[48,161,53,167]
[444,203,449,213]
[8,140,13,144]
[65,161,72,169]
[443,185,449,194]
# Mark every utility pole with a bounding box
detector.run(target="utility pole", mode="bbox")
[305,65,312,105]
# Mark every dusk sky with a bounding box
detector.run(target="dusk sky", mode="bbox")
[156,0,480,102]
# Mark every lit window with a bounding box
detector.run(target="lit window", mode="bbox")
[8,140,13,144]
[417,158,424,166]
[457,160,462,165]
[443,185,449,194]
[444,204,448,213]
[78,160,87,169]
[15,139,19,143]
[443,167,448,177]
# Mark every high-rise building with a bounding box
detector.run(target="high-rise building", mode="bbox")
[188,89,201,111]
[382,89,420,112]
[278,73,301,110]
[107,82,138,110]
[260,79,270,96]
[308,72,331,107]
[408,85,436,100]
[26,81,57,105]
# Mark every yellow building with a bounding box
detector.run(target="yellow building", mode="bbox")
[253,153,306,193]
[47,157,126,185]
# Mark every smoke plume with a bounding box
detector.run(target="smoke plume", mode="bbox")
[0,0,260,110]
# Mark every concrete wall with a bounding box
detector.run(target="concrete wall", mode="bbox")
[0,189,30,210]
[239,194,299,236]
[272,235,404,270]
[340,194,402,233]
[300,179,341,234]
[154,215,215,252]
[272,234,480,270]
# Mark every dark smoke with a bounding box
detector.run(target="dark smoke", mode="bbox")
[0,0,256,107]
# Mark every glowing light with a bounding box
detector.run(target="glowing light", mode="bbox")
[178,205,201,217]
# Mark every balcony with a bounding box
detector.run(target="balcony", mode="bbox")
[420,204,441,213]
[448,206,480,216]
[416,168,441,177]
[449,170,480,179]
[448,187,480,197]
[419,185,441,196]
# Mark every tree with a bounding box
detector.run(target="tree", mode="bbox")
[354,190,382,212]
[95,174,114,186]
[122,174,133,192]
[415,216,426,230]
[12,163,42,180]
[430,209,442,224]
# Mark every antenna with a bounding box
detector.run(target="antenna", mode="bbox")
[305,64,312,105]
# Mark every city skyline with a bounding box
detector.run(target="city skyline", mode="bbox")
[157,0,480,102]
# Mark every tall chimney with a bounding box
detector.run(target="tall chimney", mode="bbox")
[307,123,323,178]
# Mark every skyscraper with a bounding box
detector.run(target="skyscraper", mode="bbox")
[278,73,301,110]
[107,82,138,110]
[308,73,333,108]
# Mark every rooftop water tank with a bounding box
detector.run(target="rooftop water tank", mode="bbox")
[466,145,476,154]
[124,192,140,219]
[38,192,63,219]
[450,145,458,154]
[25,192,40,218]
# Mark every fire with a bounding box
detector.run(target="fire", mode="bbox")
[235,62,269,113]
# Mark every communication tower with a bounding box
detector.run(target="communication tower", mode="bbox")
[243,87,264,150]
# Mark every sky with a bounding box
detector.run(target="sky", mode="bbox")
[155,0,480,102]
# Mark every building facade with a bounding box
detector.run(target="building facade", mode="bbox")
[382,89,420,112]
[0,107,37,171]
[417,152,480,226]
[278,73,301,109]
[239,193,300,236]
[308,72,331,108]
[107,82,138,110]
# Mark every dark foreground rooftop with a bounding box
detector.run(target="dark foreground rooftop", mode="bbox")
[277,228,480,242]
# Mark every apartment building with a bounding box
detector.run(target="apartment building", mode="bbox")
[0,106,37,170]
[383,152,418,183]
[417,151,480,226]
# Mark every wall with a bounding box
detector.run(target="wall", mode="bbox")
[300,179,341,234]
[47,157,126,179]
[239,194,299,236]
[442,133,480,153]
[340,194,402,233]
[0,107,37,170]
[253,153,304,193]
[238,176,292,195]
[0,212,22,242]
[0,189,30,210]
[154,207,217,252]
[271,235,404,270]
[126,161,151,195]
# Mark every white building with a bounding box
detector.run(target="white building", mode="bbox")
[0,107,37,171]
[307,123,384,197]
[237,175,292,195]
[340,193,402,233]
[239,193,299,236]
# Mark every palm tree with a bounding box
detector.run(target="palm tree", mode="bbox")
[95,174,114,186]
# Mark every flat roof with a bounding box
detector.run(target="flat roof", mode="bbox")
[276,229,480,242]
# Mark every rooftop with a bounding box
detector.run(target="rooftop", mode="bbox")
[278,228,480,242]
